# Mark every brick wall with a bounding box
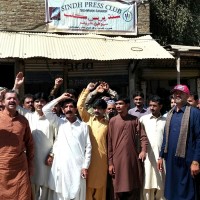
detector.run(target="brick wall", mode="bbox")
[138,3,150,34]
[0,0,150,34]
[0,0,46,31]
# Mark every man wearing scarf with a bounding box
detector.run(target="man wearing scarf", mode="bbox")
[157,84,200,200]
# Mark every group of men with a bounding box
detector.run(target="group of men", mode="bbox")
[0,71,200,200]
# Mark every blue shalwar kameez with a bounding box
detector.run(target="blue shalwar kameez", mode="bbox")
[160,106,200,200]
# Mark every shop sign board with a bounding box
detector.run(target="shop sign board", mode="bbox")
[46,0,137,35]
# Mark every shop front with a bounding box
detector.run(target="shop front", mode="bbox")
[0,32,174,98]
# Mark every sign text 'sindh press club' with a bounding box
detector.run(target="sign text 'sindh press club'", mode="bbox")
[46,0,137,34]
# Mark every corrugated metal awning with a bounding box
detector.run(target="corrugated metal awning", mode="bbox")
[0,32,174,60]
[165,45,200,51]
[164,44,200,57]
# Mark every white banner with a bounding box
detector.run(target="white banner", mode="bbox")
[46,0,137,35]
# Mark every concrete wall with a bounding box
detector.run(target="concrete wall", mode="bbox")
[0,0,150,34]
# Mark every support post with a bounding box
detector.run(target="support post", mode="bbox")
[176,52,180,84]
[129,60,136,108]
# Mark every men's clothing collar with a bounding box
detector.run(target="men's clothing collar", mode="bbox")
[133,106,148,113]
[64,117,81,125]
[149,113,162,119]
[2,109,19,118]
[92,115,107,123]
[173,105,186,113]
[33,111,45,119]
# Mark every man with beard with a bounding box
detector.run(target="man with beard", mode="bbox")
[77,83,108,200]
[13,72,57,200]
[43,94,91,200]
[106,100,117,120]
[108,95,148,200]
[128,91,151,119]
[21,94,34,112]
[157,84,200,200]
[140,95,166,200]
[0,90,34,199]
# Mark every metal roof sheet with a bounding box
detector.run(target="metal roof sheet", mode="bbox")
[166,45,200,52]
[0,32,174,60]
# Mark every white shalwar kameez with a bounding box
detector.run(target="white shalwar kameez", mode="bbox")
[17,106,57,200]
[140,114,166,200]
[43,100,92,200]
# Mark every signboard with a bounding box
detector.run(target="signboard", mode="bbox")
[45,0,137,35]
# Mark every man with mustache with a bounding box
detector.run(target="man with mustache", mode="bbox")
[21,93,35,112]
[43,94,91,200]
[77,82,108,200]
[140,95,166,200]
[106,100,117,120]
[13,72,57,200]
[49,77,81,120]
[157,84,200,200]
[0,90,34,199]
[187,92,199,108]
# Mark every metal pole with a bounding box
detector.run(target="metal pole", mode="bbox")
[129,60,135,108]
[176,52,180,84]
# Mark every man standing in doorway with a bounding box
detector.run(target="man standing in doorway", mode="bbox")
[108,95,148,200]
[158,84,200,200]
[128,91,150,119]
[140,95,166,200]
[0,90,34,199]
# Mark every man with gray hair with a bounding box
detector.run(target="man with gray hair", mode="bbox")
[158,84,200,200]
[106,99,117,120]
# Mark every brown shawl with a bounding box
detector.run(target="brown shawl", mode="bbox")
[164,105,191,158]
